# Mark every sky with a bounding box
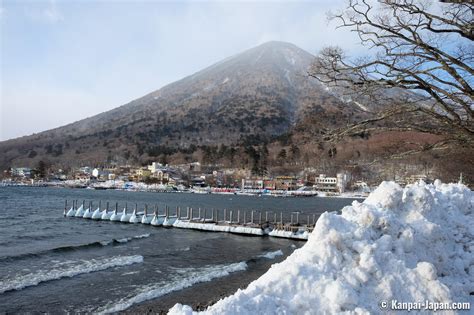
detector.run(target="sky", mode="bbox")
[0,0,364,141]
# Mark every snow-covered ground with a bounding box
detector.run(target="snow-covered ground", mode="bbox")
[169,180,473,314]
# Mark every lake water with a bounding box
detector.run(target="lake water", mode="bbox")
[0,187,355,313]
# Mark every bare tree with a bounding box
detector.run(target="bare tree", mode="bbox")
[310,0,473,156]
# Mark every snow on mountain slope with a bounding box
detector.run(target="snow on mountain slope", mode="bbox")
[169,181,473,314]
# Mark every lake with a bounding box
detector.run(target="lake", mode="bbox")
[0,187,355,313]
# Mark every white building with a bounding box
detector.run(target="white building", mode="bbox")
[242,178,264,190]
[314,173,349,193]
[11,167,32,178]
[336,173,350,193]
[92,168,111,180]
[148,162,164,173]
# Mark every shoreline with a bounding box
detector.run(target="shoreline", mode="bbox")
[0,183,367,199]
[125,251,290,314]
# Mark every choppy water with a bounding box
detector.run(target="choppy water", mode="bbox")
[0,187,354,313]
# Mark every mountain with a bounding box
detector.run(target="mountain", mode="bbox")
[0,41,369,169]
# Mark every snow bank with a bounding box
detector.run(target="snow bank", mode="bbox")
[169,181,473,314]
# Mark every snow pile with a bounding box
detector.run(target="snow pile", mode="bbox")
[169,181,473,314]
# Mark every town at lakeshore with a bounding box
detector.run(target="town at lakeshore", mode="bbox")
[2,161,438,197]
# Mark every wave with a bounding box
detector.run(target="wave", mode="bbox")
[101,233,151,245]
[177,246,190,252]
[98,261,248,313]
[0,234,151,262]
[0,255,143,294]
[258,250,284,260]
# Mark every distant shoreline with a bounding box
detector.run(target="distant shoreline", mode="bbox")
[0,181,367,199]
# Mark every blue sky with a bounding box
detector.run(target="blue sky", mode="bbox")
[0,0,362,141]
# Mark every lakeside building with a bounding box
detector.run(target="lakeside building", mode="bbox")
[394,174,432,186]
[352,180,370,192]
[74,173,90,181]
[274,176,298,191]
[192,176,207,187]
[151,169,170,183]
[171,162,202,173]
[135,168,151,181]
[242,178,264,190]
[241,176,299,191]
[264,179,276,190]
[313,174,337,192]
[313,174,349,193]
[147,162,164,173]
[92,168,110,180]
[79,166,92,175]
[11,167,32,178]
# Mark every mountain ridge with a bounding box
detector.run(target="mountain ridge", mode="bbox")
[0,41,365,168]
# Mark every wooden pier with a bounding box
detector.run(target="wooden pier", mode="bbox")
[63,200,317,240]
